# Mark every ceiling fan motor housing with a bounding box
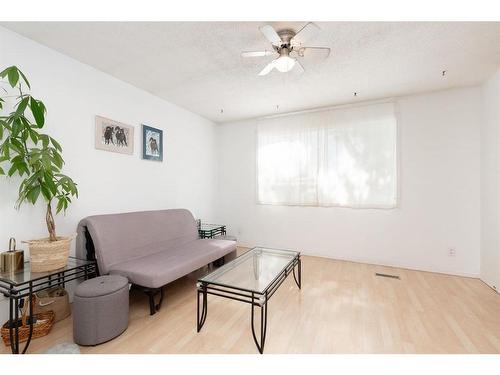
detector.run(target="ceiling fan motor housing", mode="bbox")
[277,29,296,44]
[274,29,296,52]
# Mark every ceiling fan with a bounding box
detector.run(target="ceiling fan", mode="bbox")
[241,22,331,76]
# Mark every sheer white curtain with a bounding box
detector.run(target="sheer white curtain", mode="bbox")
[257,102,398,208]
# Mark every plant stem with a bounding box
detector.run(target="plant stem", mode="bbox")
[46,201,57,241]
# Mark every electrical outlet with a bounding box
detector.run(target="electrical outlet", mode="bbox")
[448,248,456,257]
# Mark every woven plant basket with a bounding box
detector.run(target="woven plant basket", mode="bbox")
[1,297,55,346]
[23,235,74,273]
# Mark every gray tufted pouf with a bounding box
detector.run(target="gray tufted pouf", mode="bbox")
[73,275,129,346]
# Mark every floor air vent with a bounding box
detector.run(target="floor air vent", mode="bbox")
[375,273,400,280]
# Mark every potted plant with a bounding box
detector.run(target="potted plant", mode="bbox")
[0,66,78,272]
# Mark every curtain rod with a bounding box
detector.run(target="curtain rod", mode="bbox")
[256,97,396,121]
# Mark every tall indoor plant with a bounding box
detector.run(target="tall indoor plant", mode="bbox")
[0,65,78,272]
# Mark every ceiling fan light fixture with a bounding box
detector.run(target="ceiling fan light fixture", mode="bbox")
[275,55,296,73]
[244,23,329,76]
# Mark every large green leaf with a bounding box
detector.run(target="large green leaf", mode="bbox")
[40,134,49,148]
[68,178,78,196]
[18,70,31,89]
[21,129,29,143]
[0,66,12,79]
[15,97,29,116]
[30,97,45,128]
[11,155,24,164]
[43,172,57,195]
[19,162,30,176]
[9,138,25,155]
[41,152,53,170]
[40,185,52,201]
[0,66,19,87]
[28,185,41,204]
[56,196,70,214]
[49,137,62,152]
[10,159,29,177]
[28,129,38,144]
[9,140,24,156]
[7,68,19,88]
[28,150,41,163]
[1,142,10,158]
[10,118,22,138]
[7,163,18,177]
[51,150,64,169]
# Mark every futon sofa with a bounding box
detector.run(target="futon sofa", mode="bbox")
[76,209,237,315]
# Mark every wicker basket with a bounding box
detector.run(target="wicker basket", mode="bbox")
[23,235,74,273]
[34,287,71,322]
[1,297,55,346]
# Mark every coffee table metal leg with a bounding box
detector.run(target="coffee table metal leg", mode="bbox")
[197,284,208,332]
[293,256,301,289]
[251,292,268,354]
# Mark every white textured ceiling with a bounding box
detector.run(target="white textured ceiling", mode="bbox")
[3,22,500,123]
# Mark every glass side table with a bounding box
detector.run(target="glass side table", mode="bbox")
[198,223,227,239]
[0,257,97,354]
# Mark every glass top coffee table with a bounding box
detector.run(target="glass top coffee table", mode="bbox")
[196,247,301,353]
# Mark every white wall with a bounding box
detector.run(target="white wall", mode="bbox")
[480,68,500,292]
[215,88,481,277]
[0,27,217,318]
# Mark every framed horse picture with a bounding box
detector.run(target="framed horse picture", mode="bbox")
[95,115,134,155]
[142,124,163,162]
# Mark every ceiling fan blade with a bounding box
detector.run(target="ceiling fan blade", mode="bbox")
[297,46,331,59]
[258,60,276,76]
[290,22,320,47]
[241,50,275,58]
[259,25,283,46]
[293,59,305,74]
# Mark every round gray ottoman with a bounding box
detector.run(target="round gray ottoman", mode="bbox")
[73,275,129,346]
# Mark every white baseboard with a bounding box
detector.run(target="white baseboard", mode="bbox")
[237,243,480,279]
[479,278,500,293]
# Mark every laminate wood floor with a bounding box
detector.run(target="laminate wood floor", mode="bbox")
[2,251,499,354]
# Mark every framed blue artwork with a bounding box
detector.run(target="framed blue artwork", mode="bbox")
[142,124,163,161]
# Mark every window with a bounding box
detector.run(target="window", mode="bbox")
[257,102,398,208]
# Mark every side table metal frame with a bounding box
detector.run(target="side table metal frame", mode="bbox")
[0,258,96,354]
[198,224,227,239]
